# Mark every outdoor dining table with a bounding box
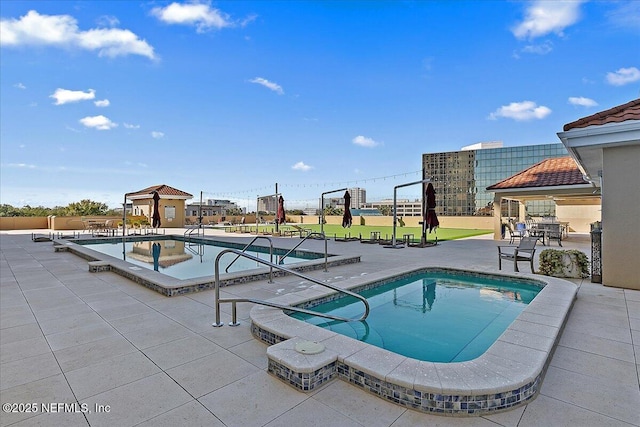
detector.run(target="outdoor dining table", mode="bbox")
[528,222,567,246]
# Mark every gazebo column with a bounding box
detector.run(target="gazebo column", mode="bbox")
[493,194,503,240]
[519,201,526,222]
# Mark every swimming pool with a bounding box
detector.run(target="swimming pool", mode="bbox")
[250,267,577,415]
[56,235,360,296]
[289,271,541,362]
[79,238,318,280]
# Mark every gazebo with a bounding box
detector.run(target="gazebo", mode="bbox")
[125,184,193,228]
[487,156,600,238]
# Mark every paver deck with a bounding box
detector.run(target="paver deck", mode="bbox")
[1,229,638,426]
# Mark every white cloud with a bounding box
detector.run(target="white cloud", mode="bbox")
[292,161,312,171]
[606,67,640,86]
[151,2,232,33]
[249,77,284,95]
[568,96,598,107]
[123,123,140,129]
[488,101,551,121]
[352,135,380,148]
[14,82,26,89]
[512,0,584,40]
[606,1,640,31]
[79,115,117,130]
[50,88,95,105]
[6,163,36,169]
[151,131,165,139]
[94,99,110,107]
[520,40,553,55]
[0,10,155,59]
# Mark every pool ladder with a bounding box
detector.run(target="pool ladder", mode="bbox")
[212,248,370,327]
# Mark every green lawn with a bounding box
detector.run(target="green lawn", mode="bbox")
[258,223,491,242]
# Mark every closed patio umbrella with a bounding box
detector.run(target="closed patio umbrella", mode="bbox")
[426,182,439,232]
[342,190,352,228]
[276,195,286,224]
[420,182,438,245]
[152,191,161,228]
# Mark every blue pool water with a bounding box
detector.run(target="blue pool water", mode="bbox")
[80,238,318,280]
[290,271,541,362]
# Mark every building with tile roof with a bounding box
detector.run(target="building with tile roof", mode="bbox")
[126,184,193,228]
[558,98,640,290]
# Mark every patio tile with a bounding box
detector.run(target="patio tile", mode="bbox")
[120,320,196,350]
[540,365,640,425]
[45,322,120,351]
[143,335,224,370]
[8,410,89,426]
[0,323,43,345]
[312,380,406,427]
[558,328,635,363]
[263,398,366,427]
[0,335,51,364]
[199,371,307,427]
[83,373,193,427]
[135,400,224,427]
[227,337,269,369]
[54,335,137,372]
[38,311,106,336]
[65,351,161,399]
[167,350,259,398]
[390,410,498,426]
[0,352,61,390]
[0,374,76,426]
[550,345,639,388]
[107,311,171,333]
[563,315,632,344]
[520,394,635,427]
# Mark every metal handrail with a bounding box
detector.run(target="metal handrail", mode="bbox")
[184,225,203,239]
[225,236,274,278]
[277,232,327,269]
[212,248,369,326]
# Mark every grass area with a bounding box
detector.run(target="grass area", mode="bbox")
[257,223,492,242]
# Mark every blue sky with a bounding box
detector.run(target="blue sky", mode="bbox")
[1,1,639,211]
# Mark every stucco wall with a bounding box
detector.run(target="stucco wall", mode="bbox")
[555,200,601,233]
[602,145,640,290]
[0,216,49,230]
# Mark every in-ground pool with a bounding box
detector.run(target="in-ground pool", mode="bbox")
[60,235,360,296]
[289,270,541,362]
[79,238,319,280]
[252,267,577,415]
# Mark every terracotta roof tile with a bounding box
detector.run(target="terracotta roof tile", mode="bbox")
[563,98,640,131]
[486,157,589,190]
[128,184,193,198]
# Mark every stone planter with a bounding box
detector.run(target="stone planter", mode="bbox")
[539,249,589,279]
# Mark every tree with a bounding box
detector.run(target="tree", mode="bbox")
[378,205,393,216]
[64,200,110,216]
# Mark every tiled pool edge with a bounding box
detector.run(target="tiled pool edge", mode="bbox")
[53,237,360,296]
[250,267,578,416]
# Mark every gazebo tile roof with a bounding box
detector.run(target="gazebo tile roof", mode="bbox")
[563,98,640,131]
[129,184,193,198]
[486,157,589,190]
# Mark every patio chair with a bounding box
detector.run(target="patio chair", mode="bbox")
[497,237,537,273]
[505,221,527,244]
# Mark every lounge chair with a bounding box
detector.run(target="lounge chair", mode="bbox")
[290,224,312,238]
[497,237,537,273]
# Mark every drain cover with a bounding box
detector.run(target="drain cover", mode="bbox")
[294,341,325,355]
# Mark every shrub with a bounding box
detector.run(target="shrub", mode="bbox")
[539,249,589,278]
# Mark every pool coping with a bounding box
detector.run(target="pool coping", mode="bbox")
[52,235,360,296]
[250,265,578,416]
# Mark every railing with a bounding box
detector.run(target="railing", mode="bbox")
[224,236,274,281]
[277,232,328,271]
[184,225,203,239]
[212,248,369,327]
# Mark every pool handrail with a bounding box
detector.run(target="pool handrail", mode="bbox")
[224,236,274,280]
[277,232,328,272]
[213,248,369,326]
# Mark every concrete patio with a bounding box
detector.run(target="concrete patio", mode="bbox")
[1,229,638,426]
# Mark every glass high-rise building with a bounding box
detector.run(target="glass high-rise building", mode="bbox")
[422,143,568,217]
